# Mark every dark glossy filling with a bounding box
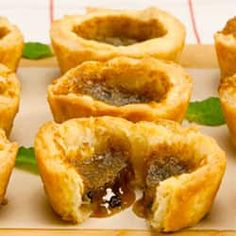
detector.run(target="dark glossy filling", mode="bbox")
[0,27,9,39]
[221,17,236,37]
[72,147,135,217]
[92,36,139,46]
[0,79,6,94]
[133,156,193,218]
[78,80,157,106]
[73,16,166,46]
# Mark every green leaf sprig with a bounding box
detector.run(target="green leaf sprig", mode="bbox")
[185,97,225,126]
[23,42,53,59]
[16,146,38,174]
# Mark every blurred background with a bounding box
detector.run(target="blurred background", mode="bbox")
[0,0,234,44]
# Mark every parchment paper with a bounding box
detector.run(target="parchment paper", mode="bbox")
[0,67,234,230]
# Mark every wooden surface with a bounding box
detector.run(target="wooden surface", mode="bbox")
[19,44,219,69]
[5,44,232,236]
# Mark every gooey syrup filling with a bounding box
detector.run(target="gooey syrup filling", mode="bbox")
[73,17,166,46]
[133,156,193,218]
[77,80,156,106]
[71,142,195,218]
[74,147,135,217]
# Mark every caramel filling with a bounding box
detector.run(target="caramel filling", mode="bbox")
[73,16,166,46]
[133,156,193,218]
[0,27,9,39]
[78,80,157,106]
[221,17,236,37]
[0,77,6,94]
[72,147,135,217]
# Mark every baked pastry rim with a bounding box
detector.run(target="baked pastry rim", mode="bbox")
[219,74,236,145]
[50,7,186,72]
[0,128,18,202]
[214,17,236,77]
[48,57,192,123]
[0,17,24,71]
[0,63,20,136]
[51,7,185,50]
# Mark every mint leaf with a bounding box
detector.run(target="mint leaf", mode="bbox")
[23,42,53,59]
[185,97,225,126]
[16,146,38,174]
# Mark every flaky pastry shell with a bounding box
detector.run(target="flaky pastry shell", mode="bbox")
[219,74,236,146]
[34,116,226,232]
[48,57,192,123]
[0,64,20,136]
[214,16,236,78]
[0,17,23,71]
[0,128,18,203]
[50,7,186,73]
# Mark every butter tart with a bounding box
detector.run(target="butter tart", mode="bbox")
[48,57,192,123]
[131,119,226,232]
[35,116,135,222]
[214,16,236,77]
[0,17,23,71]
[219,74,236,145]
[50,7,186,73]
[34,116,226,232]
[0,128,18,203]
[0,64,20,136]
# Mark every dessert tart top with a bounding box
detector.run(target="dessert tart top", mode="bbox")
[49,57,192,122]
[51,7,185,59]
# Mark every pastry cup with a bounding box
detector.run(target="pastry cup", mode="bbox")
[219,74,236,146]
[0,17,24,71]
[48,57,192,123]
[34,116,226,232]
[50,7,186,73]
[35,117,134,223]
[0,64,20,136]
[214,17,236,78]
[0,128,18,203]
[131,119,226,232]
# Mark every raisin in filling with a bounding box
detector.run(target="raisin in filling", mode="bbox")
[134,156,193,218]
[221,17,236,37]
[77,80,158,106]
[73,147,135,217]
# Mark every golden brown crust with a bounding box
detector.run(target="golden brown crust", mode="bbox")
[50,7,186,73]
[0,64,20,136]
[132,120,226,231]
[35,117,133,223]
[0,129,18,203]
[34,116,226,232]
[219,74,236,146]
[48,57,192,124]
[0,17,24,71]
[214,16,236,78]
